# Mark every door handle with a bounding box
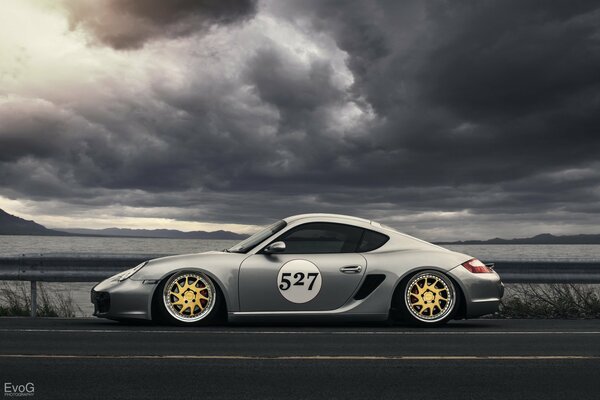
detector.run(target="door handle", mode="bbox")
[340,265,362,274]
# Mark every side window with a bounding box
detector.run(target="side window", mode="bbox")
[358,230,389,252]
[275,223,363,254]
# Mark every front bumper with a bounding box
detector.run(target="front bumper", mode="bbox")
[91,276,156,320]
[91,290,110,315]
[449,265,504,318]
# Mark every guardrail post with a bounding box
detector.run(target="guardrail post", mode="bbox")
[30,280,37,318]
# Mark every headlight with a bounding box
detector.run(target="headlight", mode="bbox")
[118,261,148,282]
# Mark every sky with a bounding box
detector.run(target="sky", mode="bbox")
[0,0,599,240]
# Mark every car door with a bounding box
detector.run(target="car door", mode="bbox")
[238,222,367,312]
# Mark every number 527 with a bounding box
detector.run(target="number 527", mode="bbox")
[279,272,319,291]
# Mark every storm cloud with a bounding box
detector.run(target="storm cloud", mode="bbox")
[62,0,257,49]
[0,0,599,240]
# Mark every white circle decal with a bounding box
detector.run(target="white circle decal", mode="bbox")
[277,260,322,303]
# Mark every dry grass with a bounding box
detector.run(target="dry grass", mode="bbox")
[0,281,82,317]
[2,281,599,319]
[497,283,600,318]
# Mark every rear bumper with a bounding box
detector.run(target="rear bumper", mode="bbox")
[449,265,504,318]
[466,297,502,318]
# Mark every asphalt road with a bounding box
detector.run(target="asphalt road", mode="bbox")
[1,318,599,399]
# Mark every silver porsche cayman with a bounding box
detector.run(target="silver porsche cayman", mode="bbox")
[91,214,504,326]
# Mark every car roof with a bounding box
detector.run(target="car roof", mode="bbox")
[283,213,373,225]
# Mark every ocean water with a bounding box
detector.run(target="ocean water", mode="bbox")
[0,235,599,261]
[0,235,598,317]
[443,244,600,262]
[0,235,239,257]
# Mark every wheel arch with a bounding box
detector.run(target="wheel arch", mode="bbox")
[150,267,230,322]
[389,266,467,320]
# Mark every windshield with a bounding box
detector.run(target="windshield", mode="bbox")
[227,220,287,253]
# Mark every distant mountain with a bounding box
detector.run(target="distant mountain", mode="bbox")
[0,208,247,239]
[58,227,247,240]
[0,208,67,236]
[439,233,600,245]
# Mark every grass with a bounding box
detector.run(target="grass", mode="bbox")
[497,283,600,319]
[0,281,82,317]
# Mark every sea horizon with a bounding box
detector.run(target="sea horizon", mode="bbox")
[0,234,599,262]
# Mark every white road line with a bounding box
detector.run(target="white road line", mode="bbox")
[0,328,599,335]
[0,354,597,360]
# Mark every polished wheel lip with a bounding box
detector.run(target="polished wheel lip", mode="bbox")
[163,272,215,323]
[405,272,455,323]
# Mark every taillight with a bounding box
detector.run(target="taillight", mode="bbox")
[461,258,493,273]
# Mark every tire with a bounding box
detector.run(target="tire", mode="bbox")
[154,271,222,326]
[394,270,459,326]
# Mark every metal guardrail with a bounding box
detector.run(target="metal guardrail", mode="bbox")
[0,254,157,317]
[491,261,600,284]
[1,254,600,317]
[0,254,158,282]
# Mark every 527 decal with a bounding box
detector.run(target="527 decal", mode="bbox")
[277,260,323,303]
[279,272,319,291]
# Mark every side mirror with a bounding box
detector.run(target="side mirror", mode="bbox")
[263,241,286,254]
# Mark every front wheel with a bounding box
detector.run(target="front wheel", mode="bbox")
[395,270,459,326]
[155,271,221,326]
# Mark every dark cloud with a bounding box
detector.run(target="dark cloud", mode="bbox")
[1,0,600,239]
[62,0,257,49]
[265,1,600,200]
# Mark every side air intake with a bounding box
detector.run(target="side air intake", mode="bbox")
[353,274,386,300]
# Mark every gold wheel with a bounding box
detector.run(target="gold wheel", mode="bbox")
[405,272,455,323]
[163,272,216,323]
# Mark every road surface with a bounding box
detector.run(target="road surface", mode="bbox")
[0,318,599,399]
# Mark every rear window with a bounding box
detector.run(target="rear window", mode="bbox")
[358,230,389,252]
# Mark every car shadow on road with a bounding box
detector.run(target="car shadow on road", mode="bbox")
[100,318,502,330]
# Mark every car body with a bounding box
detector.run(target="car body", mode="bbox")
[91,213,504,326]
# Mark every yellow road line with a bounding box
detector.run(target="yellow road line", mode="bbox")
[0,354,598,360]
[1,328,600,335]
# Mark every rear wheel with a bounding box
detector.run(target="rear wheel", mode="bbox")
[395,270,459,326]
[155,271,221,326]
